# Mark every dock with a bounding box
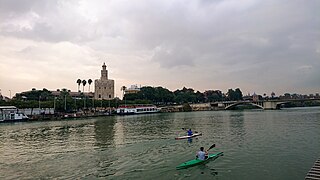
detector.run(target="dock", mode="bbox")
[306,158,320,180]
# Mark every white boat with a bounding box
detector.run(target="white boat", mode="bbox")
[0,106,29,122]
[175,133,202,140]
[116,104,160,115]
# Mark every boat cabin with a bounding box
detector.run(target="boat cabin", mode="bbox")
[0,106,29,122]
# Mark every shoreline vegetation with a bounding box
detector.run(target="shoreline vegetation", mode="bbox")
[1,86,319,122]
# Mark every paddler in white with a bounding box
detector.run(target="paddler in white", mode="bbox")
[196,147,208,160]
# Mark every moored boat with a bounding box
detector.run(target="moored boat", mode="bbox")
[116,104,160,115]
[0,106,29,122]
[176,152,223,169]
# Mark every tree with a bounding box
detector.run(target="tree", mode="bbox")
[88,79,93,92]
[182,103,192,112]
[271,92,275,98]
[82,80,87,92]
[204,90,223,102]
[226,88,243,101]
[234,88,243,100]
[77,79,82,92]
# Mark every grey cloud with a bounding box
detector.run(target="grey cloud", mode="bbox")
[0,0,319,95]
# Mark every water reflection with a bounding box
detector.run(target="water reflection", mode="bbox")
[229,111,246,146]
[93,117,116,148]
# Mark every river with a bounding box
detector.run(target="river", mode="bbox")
[0,107,319,180]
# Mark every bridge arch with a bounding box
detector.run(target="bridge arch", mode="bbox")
[225,101,264,110]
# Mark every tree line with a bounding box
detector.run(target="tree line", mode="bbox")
[0,86,244,112]
[123,86,243,105]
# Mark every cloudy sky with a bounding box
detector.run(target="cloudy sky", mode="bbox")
[0,0,319,98]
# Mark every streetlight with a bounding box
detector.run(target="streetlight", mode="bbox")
[54,97,57,113]
[39,95,41,115]
[64,95,67,111]
[74,96,77,111]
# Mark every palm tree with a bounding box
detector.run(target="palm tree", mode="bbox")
[77,79,81,92]
[82,80,87,92]
[88,79,93,92]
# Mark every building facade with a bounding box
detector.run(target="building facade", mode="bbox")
[124,85,141,94]
[94,63,115,100]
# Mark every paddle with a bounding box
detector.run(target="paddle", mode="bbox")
[207,144,216,151]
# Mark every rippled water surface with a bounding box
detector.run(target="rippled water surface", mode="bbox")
[0,107,319,179]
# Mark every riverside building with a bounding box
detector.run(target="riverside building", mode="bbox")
[94,63,115,100]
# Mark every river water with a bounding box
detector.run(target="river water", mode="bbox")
[0,107,319,180]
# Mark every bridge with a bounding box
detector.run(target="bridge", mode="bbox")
[209,98,320,110]
[161,98,320,112]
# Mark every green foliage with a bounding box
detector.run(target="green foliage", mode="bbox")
[204,90,223,102]
[124,86,175,105]
[4,86,250,111]
[182,103,192,112]
[15,88,54,101]
[174,87,197,104]
[227,88,243,101]
[123,86,244,105]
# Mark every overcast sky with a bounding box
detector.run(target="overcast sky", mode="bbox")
[0,0,319,98]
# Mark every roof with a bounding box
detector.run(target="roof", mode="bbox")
[0,106,17,110]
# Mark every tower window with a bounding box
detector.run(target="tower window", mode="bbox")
[99,94,101,98]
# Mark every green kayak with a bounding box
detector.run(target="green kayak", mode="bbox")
[176,152,223,169]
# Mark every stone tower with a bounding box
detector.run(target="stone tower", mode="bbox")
[94,63,115,100]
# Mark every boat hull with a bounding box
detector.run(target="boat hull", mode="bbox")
[0,118,29,123]
[175,133,202,140]
[176,152,223,169]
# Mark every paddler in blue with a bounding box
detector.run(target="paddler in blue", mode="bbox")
[187,129,193,136]
[196,147,208,160]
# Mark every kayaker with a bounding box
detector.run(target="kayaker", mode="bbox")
[196,147,208,160]
[187,129,193,136]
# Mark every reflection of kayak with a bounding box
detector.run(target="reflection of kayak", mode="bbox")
[175,133,202,140]
[176,152,223,169]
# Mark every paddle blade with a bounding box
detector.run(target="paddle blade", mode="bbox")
[207,144,216,151]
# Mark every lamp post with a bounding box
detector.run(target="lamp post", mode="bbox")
[92,97,95,111]
[74,97,77,112]
[39,95,41,115]
[54,97,57,113]
[64,95,67,111]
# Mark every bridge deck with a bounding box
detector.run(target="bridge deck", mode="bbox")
[306,158,320,180]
